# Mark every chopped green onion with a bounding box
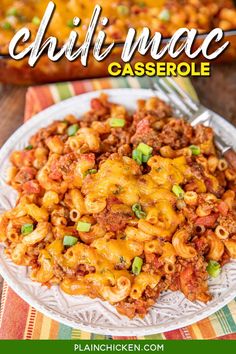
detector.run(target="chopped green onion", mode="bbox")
[77,221,91,232]
[25,145,33,150]
[67,123,79,136]
[189,145,201,156]
[137,142,153,156]
[7,8,18,16]
[87,169,97,175]
[2,22,12,30]
[159,9,170,22]
[117,5,129,16]
[63,235,78,247]
[21,224,34,235]
[172,184,185,198]
[132,203,146,219]
[207,260,221,278]
[142,154,151,163]
[132,256,143,275]
[132,149,143,165]
[84,169,97,177]
[67,19,74,28]
[132,143,153,165]
[138,1,146,8]
[32,16,40,25]
[109,118,125,128]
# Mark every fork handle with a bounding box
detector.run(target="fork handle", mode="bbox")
[224,148,236,171]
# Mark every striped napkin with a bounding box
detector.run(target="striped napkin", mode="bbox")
[0,77,236,340]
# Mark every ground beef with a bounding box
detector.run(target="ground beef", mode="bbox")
[189,161,205,180]
[94,197,133,232]
[192,125,214,145]
[116,298,155,318]
[81,96,113,125]
[144,253,163,273]
[48,152,78,181]
[220,251,230,267]
[100,129,132,154]
[178,257,210,302]
[130,118,161,152]
[135,98,172,122]
[29,121,62,147]
[159,119,193,149]
[218,213,236,234]
[192,236,209,255]
[204,176,224,197]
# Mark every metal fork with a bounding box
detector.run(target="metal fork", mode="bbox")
[150,77,236,170]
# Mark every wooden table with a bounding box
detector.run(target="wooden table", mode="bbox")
[0,63,236,298]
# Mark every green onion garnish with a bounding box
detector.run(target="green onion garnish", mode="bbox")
[63,235,78,247]
[67,19,74,28]
[142,154,151,163]
[172,184,185,199]
[132,149,143,165]
[21,224,34,235]
[7,8,18,16]
[189,145,201,156]
[2,22,12,30]
[67,124,79,136]
[138,1,146,8]
[85,169,97,176]
[117,5,129,16]
[159,9,170,22]
[25,145,33,150]
[132,256,143,275]
[132,143,153,165]
[32,16,40,25]
[109,118,125,128]
[207,260,221,278]
[132,203,146,219]
[77,221,91,232]
[137,142,153,156]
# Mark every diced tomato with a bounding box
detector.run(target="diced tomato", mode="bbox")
[91,98,104,110]
[22,180,42,194]
[195,213,219,227]
[136,119,151,134]
[14,167,37,184]
[79,153,95,164]
[217,201,229,216]
[48,170,62,181]
[181,264,193,280]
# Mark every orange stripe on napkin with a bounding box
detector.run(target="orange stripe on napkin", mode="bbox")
[24,86,54,121]
[0,287,29,339]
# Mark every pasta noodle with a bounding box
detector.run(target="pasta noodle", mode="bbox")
[1,93,236,319]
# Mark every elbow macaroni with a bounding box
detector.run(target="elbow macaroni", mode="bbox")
[1,93,236,319]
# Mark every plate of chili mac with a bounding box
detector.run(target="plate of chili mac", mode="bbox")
[0,88,236,335]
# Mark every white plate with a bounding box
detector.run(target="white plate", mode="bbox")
[0,88,236,336]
